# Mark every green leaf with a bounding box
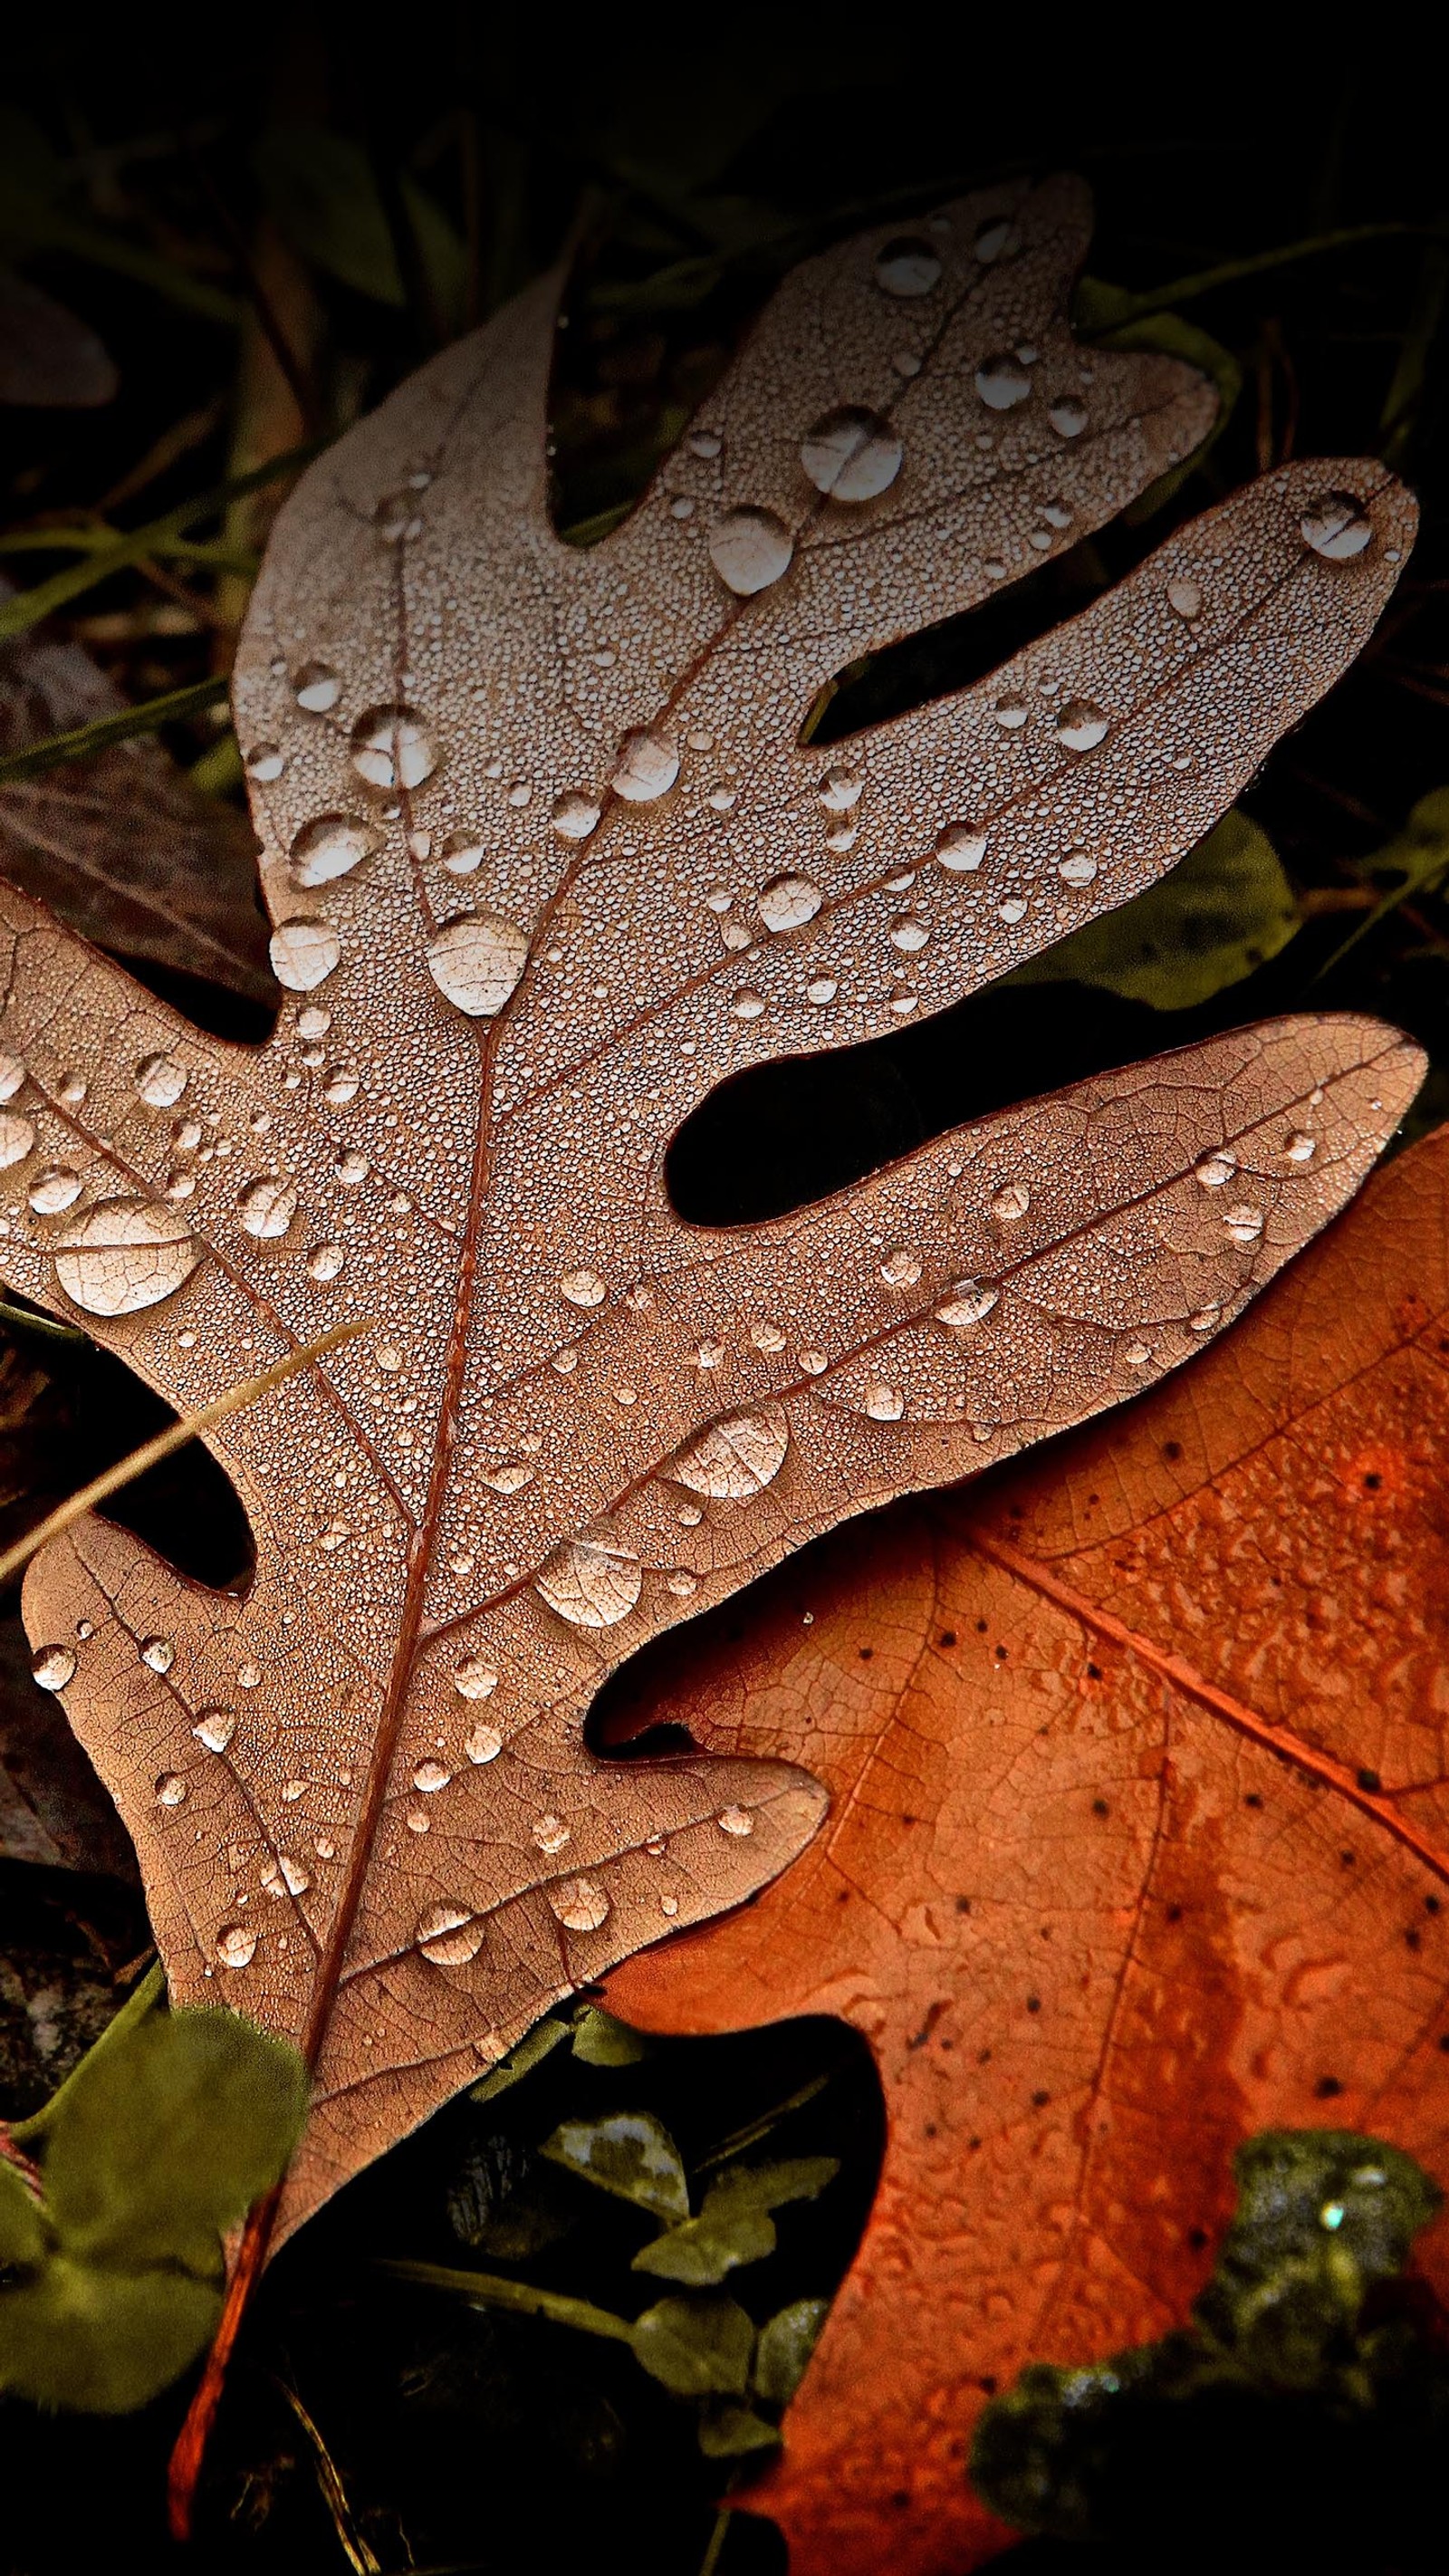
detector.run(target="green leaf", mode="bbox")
[1074,278,1241,518]
[1006,812,1299,1011]
[631,2292,756,2397]
[0,2254,220,2414]
[753,2297,829,2406]
[570,2006,651,2067]
[39,2006,308,2275]
[1315,786,1449,981]
[632,2158,840,2285]
[0,2160,46,2269]
[256,127,464,321]
[542,2111,690,2224]
[10,1962,164,2148]
[698,2401,782,2458]
[470,2014,571,2103]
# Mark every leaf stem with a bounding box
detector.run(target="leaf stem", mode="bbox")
[376,2257,637,2344]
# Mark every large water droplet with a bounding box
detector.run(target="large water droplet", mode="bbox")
[155,1772,187,1807]
[1301,493,1372,562]
[293,662,341,713]
[237,1177,298,1241]
[135,1053,187,1110]
[454,1656,498,1700]
[193,1707,236,1753]
[322,1066,360,1108]
[875,236,942,297]
[975,354,1032,411]
[936,1280,1000,1328]
[863,1381,905,1420]
[1285,1130,1317,1164]
[671,1400,790,1500]
[140,1634,174,1674]
[936,823,987,872]
[245,742,284,783]
[308,1242,345,1283]
[1167,575,1203,620]
[552,789,601,841]
[532,1812,571,1854]
[289,812,379,889]
[413,1758,452,1793]
[440,831,485,876]
[0,1112,34,1169]
[1055,698,1109,752]
[974,216,1011,263]
[758,873,822,933]
[889,916,928,951]
[53,1197,203,1319]
[536,1535,643,1628]
[425,913,529,1017]
[730,989,763,1021]
[32,1644,76,1691]
[717,1803,755,1836]
[465,1718,503,1764]
[560,1267,607,1307]
[708,505,794,595]
[1057,850,1098,887]
[216,1924,257,1969]
[611,726,679,803]
[1223,1202,1264,1246]
[271,918,341,991]
[1048,395,1089,438]
[417,1902,484,1966]
[550,1877,610,1933]
[991,1180,1031,1222]
[819,764,863,813]
[1195,1152,1236,1189]
[350,705,437,793]
[29,1168,82,1216]
[801,407,903,503]
[0,1055,25,1102]
[880,1247,922,1286]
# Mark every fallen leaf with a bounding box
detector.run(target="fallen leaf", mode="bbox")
[605,1122,1449,2574]
[0,169,1418,2311]
[0,593,274,1004]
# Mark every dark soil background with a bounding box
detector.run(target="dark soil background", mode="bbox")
[0,17,1445,2574]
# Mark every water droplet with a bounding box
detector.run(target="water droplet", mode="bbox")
[889,916,928,952]
[1189,1304,1221,1332]
[688,428,723,458]
[819,764,864,813]
[552,789,601,841]
[1195,1152,1236,1189]
[289,812,379,889]
[880,1248,922,1286]
[335,1148,369,1186]
[993,695,1029,730]
[864,1382,905,1420]
[1124,1341,1152,1367]
[731,989,764,1021]
[465,1718,503,1764]
[0,1112,34,1169]
[936,823,987,872]
[413,1758,452,1793]
[245,742,285,783]
[992,1180,1031,1222]
[0,1055,24,1101]
[140,1634,174,1674]
[800,1349,828,1375]
[425,913,529,1017]
[560,1268,607,1307]
[936,1280,1000,1328]
[294,662,341,713]
[1301,493,1372,562]
[708,505,794,594]
[308,1242,345,1283]
[132,1052,188,1112]
[29,1168,82,1216]
[271,918,341,991]
[536,1535,642,1628]
[417,1901,484,1966]
[235,1177,297,1242]
[1286,1130,1317,1164]
[454,1656,498,1700]
[155,1771,187,1807]
[806,976,838,1004]
[274,1852,311,1895]
[671,1399,790,1499]
[1167,576,1203,620]
[719,1805,758,1844]
[875,235,941,297]
[1048,395,1089,438]
[322,1066,360,1108]
[32,1644,76,1691]
[193,1707,236,1753]
[611,726,679,803]
[758,873,822,932]
[216,1924,257,1969]
[974,216,1011,263]
[237,1661,262,1688]
[1055,698,1109,753]
[57,1073,87,1108]
[801,407,903,502]
[975,354,1032,410]
[550,1878,609,1933]
[1057,851,1098,887]
[1224,1202,1264,1246]
[532,1812,571,1854]
[350,705,437,792]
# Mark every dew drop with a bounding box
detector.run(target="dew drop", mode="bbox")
[688,428,723,458]
[936,823,987,872]
[57,1073,87,1109]
[134,1053,188,1110]
[671,1399,790,1499]
[235,1177,297,1242]
[322,1066,360,1108]
[875,235,941,296]
[889,916,928,952]
[993,695,1029,731]
[552,789,602,841]
[1195,1152,1236,1189]
[0,1055,24,1101]
[193,1707,236,1753]
[289,812,379,889]
[864,1381,905,1420]
[880,1248,922,1286]
[32,1644,76,1691]
[271,918,341,992]
[611,726,679,803]
[350,705,437,792]
[975,354,1032,410]
[245,742,285,783]
[417,1901,484,1966]
[29,1168,82,1216]
[801,406,903,503]
[140,1634,174,1674]
[560,1267,607,1307]
[155,1772,187,1807]
[425,912,529,1018]
[1124,1341,1153,1368]
[532,1812,571,1854]
[819,764,864,813]
[1057,850,1098,887]
[216,1924,257,1969]
[536,1535,642,1629]
[1286,1130,1317,1164]
[550,1877,610,1933]
[936,1280,1000,1328]
[413,1759,452,1793]
[758,873,822,933]
[1224,1202,1264,1246]
[308,1242,345,1283]
[1055,698,1110,753]
[992,1180,1031,1222]
[0,1112,34,1169]
[731,989,764,1021]
[806,976,839,1004]
[335,1148,369,1186]
[454,1657,498,1700]
[1301,493,1372,562]
[293,662,341,713]
[1049,395,1089,438]
[465,1719,503,1764]
[974,216,1011,263]
[708,505,795,594]
[1167,575,1203,620]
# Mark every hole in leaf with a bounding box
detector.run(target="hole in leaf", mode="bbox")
[35,1338,255,1594]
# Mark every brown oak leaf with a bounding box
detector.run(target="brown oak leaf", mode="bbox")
[0,172,1419,2280]
[607,1123,1449,2575]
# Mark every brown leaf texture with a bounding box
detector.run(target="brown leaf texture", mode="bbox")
[0,173,1420,2244]
[607,1121,1449,2573]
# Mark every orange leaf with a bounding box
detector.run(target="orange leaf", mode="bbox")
[606,1123,1449,2574]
